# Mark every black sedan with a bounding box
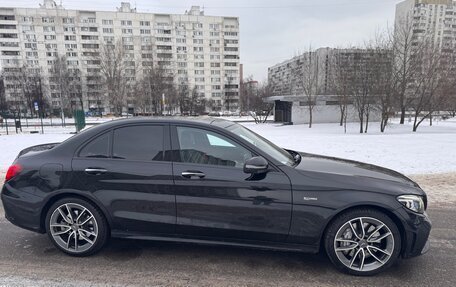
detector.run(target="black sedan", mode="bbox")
[1,118,431,276]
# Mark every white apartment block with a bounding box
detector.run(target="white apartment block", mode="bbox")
[395,0,456,52]
[267,48,389,124]
[0,0,240,113]
[268,47,333,97]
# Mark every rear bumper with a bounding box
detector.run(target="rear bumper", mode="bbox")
[1,183,45,233]
[396,208,432,258]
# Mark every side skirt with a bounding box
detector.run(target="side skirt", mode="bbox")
[111,231,319,254]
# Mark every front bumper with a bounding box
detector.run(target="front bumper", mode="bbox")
[395,208,432,258]
[1,183,45,233]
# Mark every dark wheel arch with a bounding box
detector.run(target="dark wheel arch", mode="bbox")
[319,205,406,256]
[323,207,402,275]
[40,191,113,234]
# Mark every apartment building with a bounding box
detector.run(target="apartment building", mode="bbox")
[396,0,456,53]
[267,48,389,124]
[0,0,240,114]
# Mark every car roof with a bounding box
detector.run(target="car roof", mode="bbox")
[94,116,238,129]
[53,117,241,154]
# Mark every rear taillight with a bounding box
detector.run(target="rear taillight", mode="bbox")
[5,164,22,182]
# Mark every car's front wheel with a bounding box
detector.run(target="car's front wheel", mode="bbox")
[324,208,402,276]
[45,197,109,256]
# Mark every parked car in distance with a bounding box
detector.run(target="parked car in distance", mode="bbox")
[1,118,431,275]
[208,111,221,117]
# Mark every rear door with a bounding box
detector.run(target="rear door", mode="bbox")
[171,125,292,242]
[71,124,176,236]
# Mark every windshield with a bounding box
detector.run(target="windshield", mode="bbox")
[226,124,295,166]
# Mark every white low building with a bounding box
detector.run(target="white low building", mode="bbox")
[267,95,381,125]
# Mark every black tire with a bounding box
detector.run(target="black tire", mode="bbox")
[45,197,109,256]
[324,208,401,276]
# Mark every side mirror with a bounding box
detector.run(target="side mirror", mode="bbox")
[244,156,269,174]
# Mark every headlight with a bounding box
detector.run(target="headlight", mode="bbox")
[397,195,425,214]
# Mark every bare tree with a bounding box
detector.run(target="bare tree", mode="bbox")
[141,65,174,115]
[240,76,258,113]
[177,80,190,114]
[409,42,452,132]
[331,51,352,130]
[349,48,377,134]
[49,55,82,123]
[299,47,321,128]
[250,82,275,124]
[392,15,425,124]
[86,69,105,117]
[370,34,396,132]
[95,40,131,116]
[188,86,206,115]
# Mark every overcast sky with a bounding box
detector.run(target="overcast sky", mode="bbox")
[4,0,400,81]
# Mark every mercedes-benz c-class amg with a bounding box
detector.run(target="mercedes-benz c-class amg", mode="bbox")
[1,118,431,275]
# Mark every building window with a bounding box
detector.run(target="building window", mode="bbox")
[63,17,74,24]
[0,33,18,38]
[224,31,238,36]
[24,43,37,49]
[209,24,220,30]
[81,35,99,40]
[65,43,78,49]
[43,26,56,32]
[22,25,35,32]
[104,36,114,43]
[42,17,54,23]
[122,28,133,34]
[102,19,113,25]
[193,23,203,29]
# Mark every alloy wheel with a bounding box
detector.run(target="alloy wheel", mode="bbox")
[333,217,394,272]
[49,203,99,253]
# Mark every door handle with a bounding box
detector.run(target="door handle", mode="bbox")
[85,168,107,175]
[181,171,205,179]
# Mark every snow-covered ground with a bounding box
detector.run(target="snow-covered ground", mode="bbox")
[244,119,456,175]
[0,118,455,175]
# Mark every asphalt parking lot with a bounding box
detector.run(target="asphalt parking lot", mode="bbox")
[0,203,454,287]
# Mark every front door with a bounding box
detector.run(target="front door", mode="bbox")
[171,125,292,242]
[71,124,175,236]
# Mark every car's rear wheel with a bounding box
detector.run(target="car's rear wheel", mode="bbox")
[324,208,401,276]
[45,197,109,256]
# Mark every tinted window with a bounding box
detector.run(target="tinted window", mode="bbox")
[79,132,110,158]
[176,127,252,168]
[113,125,164,161]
